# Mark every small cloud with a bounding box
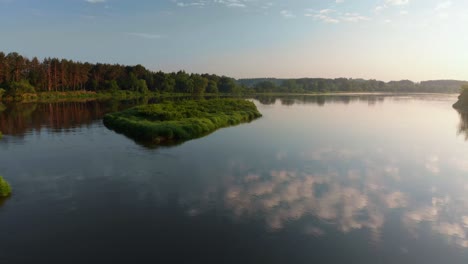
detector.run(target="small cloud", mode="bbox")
[433,1,452,19]
[85,0,106,3]
[125,32,164,40]
[176,0,247,8]
[385,0,409,6]
[336,0,344,3]
[384,192,408,209]
[435,1,452,11]
[400,10,408,15]
[425,155,440,174]
[226,3,246,8]
[375,5,386,13]
[305,226,326,237]
[313,14,340,24]
[177,2,205,7]
[305,9,340,23]
[319,9,335,14]
[261,2,274,9]
[341,13,370,22]
[280,10,295,18]
[305,9,369,24]
[214,0,246,8]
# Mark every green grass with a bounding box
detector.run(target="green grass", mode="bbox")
[103,99,262,144]
[36,90,151,101]
[0,176,11,198]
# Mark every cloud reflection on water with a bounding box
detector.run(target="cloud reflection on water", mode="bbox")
[218,146,468,249]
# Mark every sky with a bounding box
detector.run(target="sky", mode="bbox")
[0,0,467,81]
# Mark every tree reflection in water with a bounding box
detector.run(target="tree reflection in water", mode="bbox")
[457,111,468,140]
[0,98,148,137]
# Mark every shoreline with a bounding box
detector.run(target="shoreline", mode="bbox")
[0,91,460,104]
[103,99,262,147]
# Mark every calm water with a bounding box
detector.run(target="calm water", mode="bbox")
[1,94,468,263]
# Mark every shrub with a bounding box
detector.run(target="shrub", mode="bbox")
[0,176,11,197]
[454,85,468,110]
[8,80,36,96]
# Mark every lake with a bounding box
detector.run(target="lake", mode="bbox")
[1,94,468,263]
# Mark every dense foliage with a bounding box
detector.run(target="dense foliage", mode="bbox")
[103,99,262,144]
[0,51,464,101]
[0,51,242,100]
[0,176,11,197]
[453,85,468,110]
[240,78,467,93]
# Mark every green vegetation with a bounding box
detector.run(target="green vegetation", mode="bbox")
[103,99,262,144]
[0,176,11,197]
[0,51,242,102]
[36,90,151,102]
[0,51,464,103]
[240,78,467,94]
[453,85,468,111]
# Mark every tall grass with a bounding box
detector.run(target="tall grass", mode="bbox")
[104,99,262,144]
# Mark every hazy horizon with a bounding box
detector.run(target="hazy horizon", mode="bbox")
[1,0,467,82]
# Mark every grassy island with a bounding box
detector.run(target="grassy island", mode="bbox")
[453,86,468,111]
[0,176,11,198]
[103,99,262,144]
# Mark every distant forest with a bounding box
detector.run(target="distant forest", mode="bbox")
[238,78,468,93]
[0,51,465,99]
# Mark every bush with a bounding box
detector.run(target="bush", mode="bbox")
[0,176,11,197]
[8,80,36,96]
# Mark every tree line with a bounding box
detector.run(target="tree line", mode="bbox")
[240,78,467,93]
[0,51,242,98]
[1,51,465,99]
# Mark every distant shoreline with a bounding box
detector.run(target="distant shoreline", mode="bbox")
[250,92,459,96]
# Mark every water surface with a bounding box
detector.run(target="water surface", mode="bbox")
[1,94,468,263]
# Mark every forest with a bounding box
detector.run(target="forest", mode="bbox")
[0,51,241,100]
[240,78,467,93]
[0,51,465,101]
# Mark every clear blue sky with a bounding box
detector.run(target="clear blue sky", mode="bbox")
[1,0,467,81]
